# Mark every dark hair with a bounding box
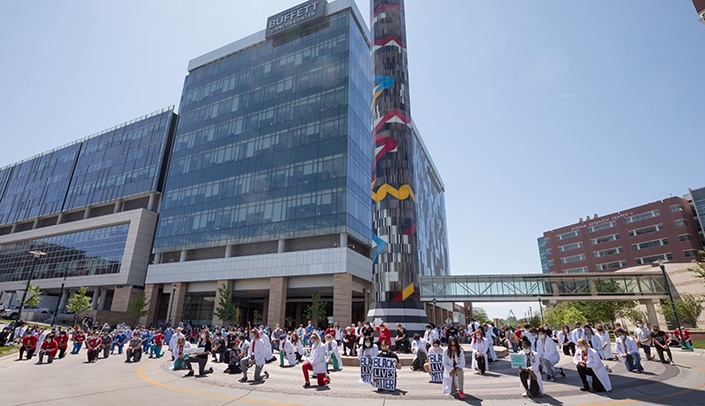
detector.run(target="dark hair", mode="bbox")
[432,339,441,346]
[413,333,420,340]
[446,337,461,357]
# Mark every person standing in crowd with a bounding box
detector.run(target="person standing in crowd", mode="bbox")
[518,339,543,398]
[650,326,675,366]
[574,338,612,393]
[536,327,564,381]
[446,323,458,341]
[557,325,575,356]
[303,321,314,347]
[19,330,38,360]
[442,336,466,399]
[56,330,69,359]
[71,328,85,355]
[424,339,444,375]
[0,326,10,347]
[424,324,439,344]
[239,328,268,382]
[595,324,613,361]
[410,333,428,371]
[302,332,329,388]
[85,330,102,363]
[324,334,342,371]
[37,334,58,364]
[375,321,392,347]
[633,320,654,361]
[394,323,409,353]
[271,324,283,353]
[184,329,213,377]
[375,340,401,391]
[470,328,489,375]
[125,331,143,363]
[614,328,643,373]
[342,326,357,356]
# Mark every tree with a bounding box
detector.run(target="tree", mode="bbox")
[66,286,92,317]
[660,293,705,328]
[623,307,648,326]
[543,303,587,328]
[471,306,489,323]
[127,291,151,324]
[688,250,705,282]
[304,293,327,327]
[571,300,637,326]
[23,281,42,309]
[213,283,238,326]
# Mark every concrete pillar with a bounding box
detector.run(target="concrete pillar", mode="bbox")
[180,250,187,262]
[56,213,63,224]
[278,239,285,253]
[83,207,91,219]
[643,299,660,328]
[114,200,122,213]
[141,284,161,326]
[166,282,187,326]
[11,224,17,233]
[111,286,138,312]
[153,252,162,265]
[225,245,233,258]
[295,303,302,328]
[262,296,269,325]
[267,277,288,328]
[91,290,98,309]
[57,289,69,313]
[147,192,156,211]
[339,233,347,248]
[97,288,108,311]
[212,280,233,326]
[32,218,39,229]
[333,273,353,328]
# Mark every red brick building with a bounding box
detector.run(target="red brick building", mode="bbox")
[538,197,703,274]
[694,0,705,24]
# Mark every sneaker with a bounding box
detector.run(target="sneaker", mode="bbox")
[559,368,566,377]
[459,391,465,400]
[263,371,269,379]
[580,387,590,392]
[547,375,554,382]
[605,366,612,373]
[184,370,194,377]
[670,361,675,366]
[239,377,248,382]
[303,381,310,388]
[522,390,529,397]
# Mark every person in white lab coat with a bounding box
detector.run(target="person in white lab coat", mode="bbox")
[535,327,564,381]
[324,334,342,370]
[469,329,489,374]
[410,333,427,371]
[442,337,466,399]
[614,328,644,373]
[302,333,329,387]
[239,328,269,382]
[518,339,543,398]
[573,338,611,393]
[482,324,497,362]
[556,325,575,356]
[595,324,614,360]
[279,334,297,367]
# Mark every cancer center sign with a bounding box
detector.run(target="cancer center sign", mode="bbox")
[266,0,326,40]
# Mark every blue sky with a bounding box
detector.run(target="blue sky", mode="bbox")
[1,1,703,320]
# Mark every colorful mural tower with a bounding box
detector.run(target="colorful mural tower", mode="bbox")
[368,0,428,330]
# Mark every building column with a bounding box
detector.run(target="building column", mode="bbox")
[57,289,69,314]
[225,245,233,258]
[166,282,187,326]
[83,207,91,219]
[10,224,17,233]
[295,303,302,328]
[180,250,187,262]
[147,192,157,211]
[212,280,233,326]
[32,218,39,229]
[142,284,161,326]
[91,290,99,309]
[267,277,288,328]
[278,239,285,253]
[262,296,269,326]
[56,213,63,224]
[97,288,108,311]
[642,299,660,328]
[114,200,122,213]
[339,233,347,248]
[153,252,162,265]
[333,273,353,328]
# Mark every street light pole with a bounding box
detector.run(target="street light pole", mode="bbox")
[538,297,544,325]
[51,269,68,326]
[659,261,687,350]
[167,283,177,325]
[432,298,437,326]
[18,250,46,321]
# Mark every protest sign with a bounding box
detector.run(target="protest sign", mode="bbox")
[371,357,397,391]
[429,353,444,382]
[360,357,373,383]
[510,353,526,369]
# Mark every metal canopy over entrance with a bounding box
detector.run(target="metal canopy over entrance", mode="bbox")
[420,272,669,302]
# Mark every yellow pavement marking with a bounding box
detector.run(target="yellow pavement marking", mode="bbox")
[136,360,300,405]
[579,363,705,406]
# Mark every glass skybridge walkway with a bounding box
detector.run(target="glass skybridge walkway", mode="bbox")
[419,272,669,302]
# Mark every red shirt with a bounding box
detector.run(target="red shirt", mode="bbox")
[375,326,391,345]
[22,335,38,350]
[153,333,164,346]
[86,337,102,352]
[325,328,336,338]
[41,340,59,357]
[56,335,69,349]
[73,332,85,344]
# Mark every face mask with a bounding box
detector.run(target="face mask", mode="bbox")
[450,345,456,349]
[539,334,546,339]
[365,342,371,347]
[579,346,587,352]
[523,348,531,354]
[637,323,643,327]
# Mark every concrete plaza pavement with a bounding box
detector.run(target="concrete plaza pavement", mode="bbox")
[1,341,705,405]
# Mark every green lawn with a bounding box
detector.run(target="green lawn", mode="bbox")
[0,345,19,358]
[692,339,705,349]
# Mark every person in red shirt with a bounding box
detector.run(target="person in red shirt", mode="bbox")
[375,321,392,347]
[56,330,69,359]
[19,330,38,360]
[38,334,59,364]
[150,330,165,358]
[72,329,86,354]
[86,331,102,363]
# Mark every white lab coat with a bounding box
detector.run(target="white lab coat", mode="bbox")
[597,331,613,359]
[615,336,639,362]
[412,338,428,356]
[442,348,466,395]
[281,338,297,365]
[358,343,379,360]
[470,336,490,372]
[424,328,439,344]
[484,328,497,361]
[536,337,560,365]
[573,347,612,392]
[325,339,342,367]
[519,350,543,395]
[571,328,585,344]
[309,342,327,374]
[556,330,574,346]
[584,333,603,352]
[261,332,273,360]
[248,337,267,367]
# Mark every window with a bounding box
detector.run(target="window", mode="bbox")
[632,238,668,250]
[596,261,627,271]
[591,234,620,245]
[635,253,672,265]
[545,248,552,255]
[674,219,688,227]
[629,224,663,237]
[670,204,683,213]
[679,234,693,242]
[564,266,588,274]
[558,242,583,252]
[625,210,660,224]
[594,247,623,258]
[561,254,586,264]
[684,250,698,258]
[548,260,554,267]
[556,230,580,240]
[588,221,617,233]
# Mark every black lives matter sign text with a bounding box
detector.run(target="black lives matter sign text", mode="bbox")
[429,353,443,383]
[371,357,397,391]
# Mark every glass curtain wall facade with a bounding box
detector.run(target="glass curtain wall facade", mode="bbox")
[154,11,372,254]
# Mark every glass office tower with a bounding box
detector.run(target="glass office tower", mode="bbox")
[146,0,374,327]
